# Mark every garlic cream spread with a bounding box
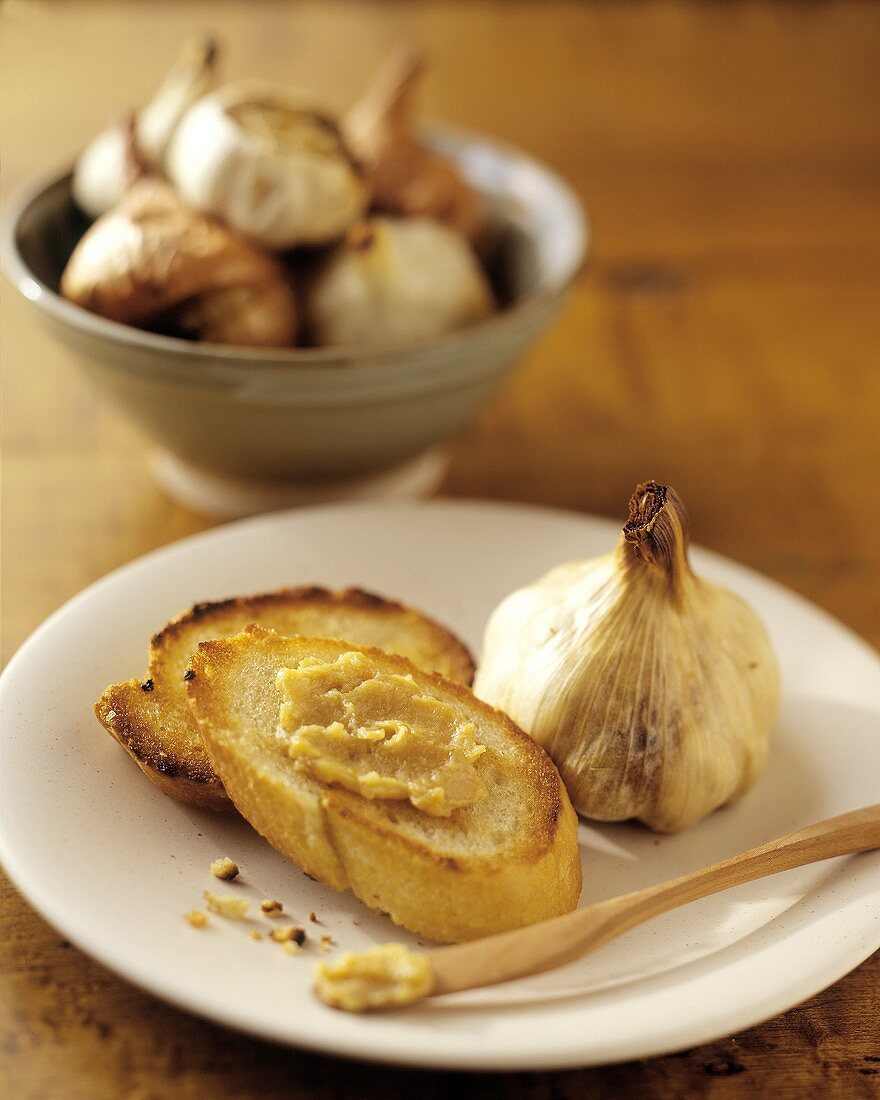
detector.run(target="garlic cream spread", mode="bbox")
[314,943,434,1012]
[276,651,486,816]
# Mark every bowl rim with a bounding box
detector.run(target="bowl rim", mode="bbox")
[1,123,589,370]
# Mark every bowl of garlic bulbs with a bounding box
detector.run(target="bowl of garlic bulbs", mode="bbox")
[3,39,587,506]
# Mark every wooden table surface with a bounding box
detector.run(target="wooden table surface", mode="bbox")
[2,1,879,1096]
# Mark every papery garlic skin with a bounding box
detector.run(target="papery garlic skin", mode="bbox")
[168,82,368,249]
[72,35,217,218]
[306,216,494,348]
[474,483,780,832]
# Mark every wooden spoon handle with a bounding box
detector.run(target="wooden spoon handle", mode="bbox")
[429,803,880,997]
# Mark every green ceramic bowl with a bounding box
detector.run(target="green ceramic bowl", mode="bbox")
[3,129,587,484]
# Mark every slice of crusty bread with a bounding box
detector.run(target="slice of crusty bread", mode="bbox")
[186,628,582,942]
[95,587,475,812]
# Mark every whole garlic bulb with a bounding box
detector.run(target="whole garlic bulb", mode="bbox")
[72,34,217,218]
[344,50,490,253]
[167,82,369,249]
[306,216,494,347]
[474,482,780,832]
[61,178,298,347]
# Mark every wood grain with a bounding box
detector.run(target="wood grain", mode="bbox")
[1,1,879,1096]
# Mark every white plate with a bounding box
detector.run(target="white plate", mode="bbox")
[1,500,879,1071]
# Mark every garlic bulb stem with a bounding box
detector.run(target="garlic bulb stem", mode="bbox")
[136,34,217,165]
[346,49,425,146]
[619,481,693,597]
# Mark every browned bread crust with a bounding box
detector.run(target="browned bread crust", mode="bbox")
[95,587,476,811]
[186,628,582,941]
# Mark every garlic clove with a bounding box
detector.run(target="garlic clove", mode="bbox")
[344,50,490,253]
[306,215,495,348]
[61,177,298,347]
[72,34,218,219]
[474,482,781,833]
[167,81,369,250]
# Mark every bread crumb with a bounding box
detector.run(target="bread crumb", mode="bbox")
[261,899,283,915]
[209,857,239,881]
[319,934,336,952]
[308,911,320,923]
[184,910,208,928]
[204,891,249,920]
[269,925,306,945]
[283,941,303,956]
[250,930,262,941]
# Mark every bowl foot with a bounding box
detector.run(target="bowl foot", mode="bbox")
[148,449,449,519]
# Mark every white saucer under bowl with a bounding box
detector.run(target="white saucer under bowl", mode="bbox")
[148,447,449,518]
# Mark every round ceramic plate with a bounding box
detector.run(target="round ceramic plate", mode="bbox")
[1,500,878,1070]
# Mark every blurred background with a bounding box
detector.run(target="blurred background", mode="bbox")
[2,2,879,675]
[2,3,880,1093]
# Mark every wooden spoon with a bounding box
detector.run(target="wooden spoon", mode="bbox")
[428,803,880,999]
[314,804,880,1011]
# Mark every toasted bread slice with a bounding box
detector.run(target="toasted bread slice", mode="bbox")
[185,628,582,942]
[95,587,475,811]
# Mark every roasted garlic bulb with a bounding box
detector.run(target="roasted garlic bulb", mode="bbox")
[345,50,490,252]
[72,34,218,219]
[167,82,368,249]
[61,177,298,347]
[474,482,780,832]
[306,216,494,347]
